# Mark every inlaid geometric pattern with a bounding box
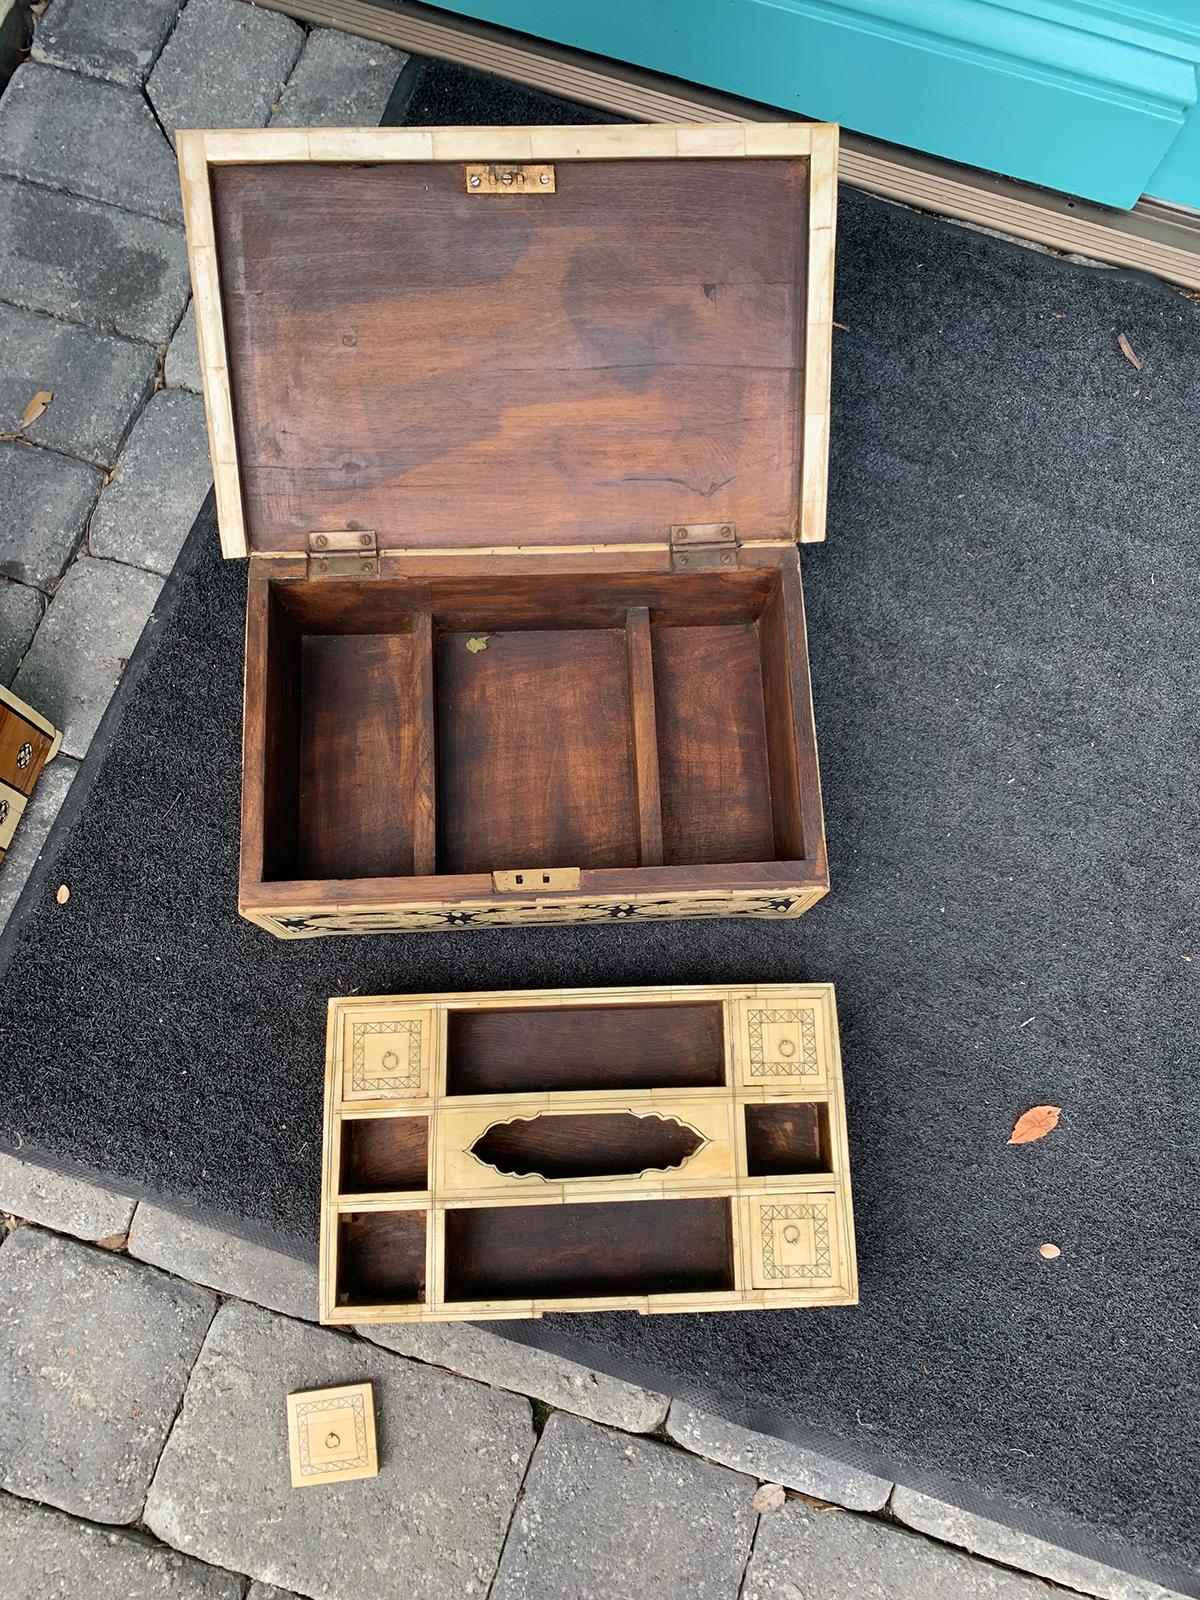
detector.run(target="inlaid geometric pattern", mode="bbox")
[757,1202,832,1281]
[747,1008,819,1077]
[351,1019,423,1092]
[287,1382,377,1487]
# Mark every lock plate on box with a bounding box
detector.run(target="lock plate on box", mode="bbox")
[465,163,556,194]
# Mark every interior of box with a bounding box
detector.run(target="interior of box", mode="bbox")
[254,569,811,886]
[333,997,834,1309]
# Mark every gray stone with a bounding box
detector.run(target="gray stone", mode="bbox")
[0,301,156,467]
[890,1488,1189,1600]
[0,1153,134,1242]
[0,1489,243,1599]
[33,0,180,89]
[360,1322,668,1433]
[148,0,303,147]
[0,62,181,223]
[144,1299,533,1600]
[492,1411,756,1600]
[89,390,212,576]
[164,298,201,393]
[0,1226,216,1523]
[743,1498,1060,1600]
[0,754,75,934]
[0,576,43,681]
[246,1586,304,1600]
[128,1202,318,1320]
[0,176,189,343]
[12,555,162,758]
[0,439,101,590]
[272,27,405,127]
[665,1402,892,1512]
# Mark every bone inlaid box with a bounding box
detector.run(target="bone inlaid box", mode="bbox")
[178,122,837,938]
[320,984,857,1322]
[0,683,62,866]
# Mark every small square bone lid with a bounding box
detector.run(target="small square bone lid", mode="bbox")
[287,1381,378,1487]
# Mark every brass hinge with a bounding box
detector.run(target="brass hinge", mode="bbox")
[306,530,378,578]
[465,162,556,194]
[669,523,739,571]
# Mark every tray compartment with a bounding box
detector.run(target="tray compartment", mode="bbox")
[337,1210,426,1305]
[339,1116,429,1193]
[743,1103,832,1177]
[446,1001,726,1095]
[443,1197,734,1302]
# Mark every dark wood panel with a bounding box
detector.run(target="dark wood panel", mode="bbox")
[653,624,775,865]
[212,158,807,551]
[744,1103,831,1176]
[446,1002,726,1094]
[337,1211,426,1304]
[340,1117,429,1192]
[410,610,437,876]
[274,568,775,633]
[470,1111,704,1182]
[444,1198,734,1300]
[0,706,54,797]
[297,633,413,880]
[436,628,638,874]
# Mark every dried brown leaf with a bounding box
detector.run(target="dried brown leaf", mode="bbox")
[22,390,53,426]
[55,884,70,905]
[751,1483,786,1514]
[1117,332,1142,371]
[1039,1243,1061,1260]
[95,1232,128,1252]
[1008,1104,1060,1145]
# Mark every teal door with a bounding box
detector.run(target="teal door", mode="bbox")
[428,0,1200,209]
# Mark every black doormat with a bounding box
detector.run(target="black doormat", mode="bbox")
[2,59,1198,1595]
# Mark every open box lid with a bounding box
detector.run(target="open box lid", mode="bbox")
[178,123,837,564]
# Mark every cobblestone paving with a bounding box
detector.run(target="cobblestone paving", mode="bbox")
[0,5,1192,1597]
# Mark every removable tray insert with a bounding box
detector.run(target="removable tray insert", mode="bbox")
[320,984,857,1322]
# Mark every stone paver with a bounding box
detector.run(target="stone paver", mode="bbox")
[0,1489,242,1599]
[665,1402,892,1512]
[89,389,212,575]
[0,755,76,934]
[164,298,201,392]
[246,1585,304,1600]
[743,1499,1063,1600]
[0,177,189,343]
[0,439,101,590]
[492,1411,756,1600]
[144,1299,534,1600]
[0,62,182,224]
[12,554,162,757]
[271,27,405,127]
[128,1202,318,1321]
[32,0,181,89]
[148,0,303,147]
[0,301,155,467]
[0,1153,133,1243]
[361,1321,668,1433]
[890,1489,1189,1600]
[0,577,43,681]
[0,1226,216,1523]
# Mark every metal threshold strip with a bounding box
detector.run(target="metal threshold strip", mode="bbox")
[251,0,1200,293]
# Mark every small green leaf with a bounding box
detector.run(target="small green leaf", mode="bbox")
[465,635,489,653]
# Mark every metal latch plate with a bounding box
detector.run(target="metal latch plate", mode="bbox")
[492,867,581,893]
[307,530,378,578]
[670,523,739,571]
[466,162,556,194]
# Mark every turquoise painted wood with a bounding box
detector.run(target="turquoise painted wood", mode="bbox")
[429,0,1200,209]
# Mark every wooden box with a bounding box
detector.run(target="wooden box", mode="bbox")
[320,983,856,1322]
[179,123,837,938]
[0,684,62,866]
